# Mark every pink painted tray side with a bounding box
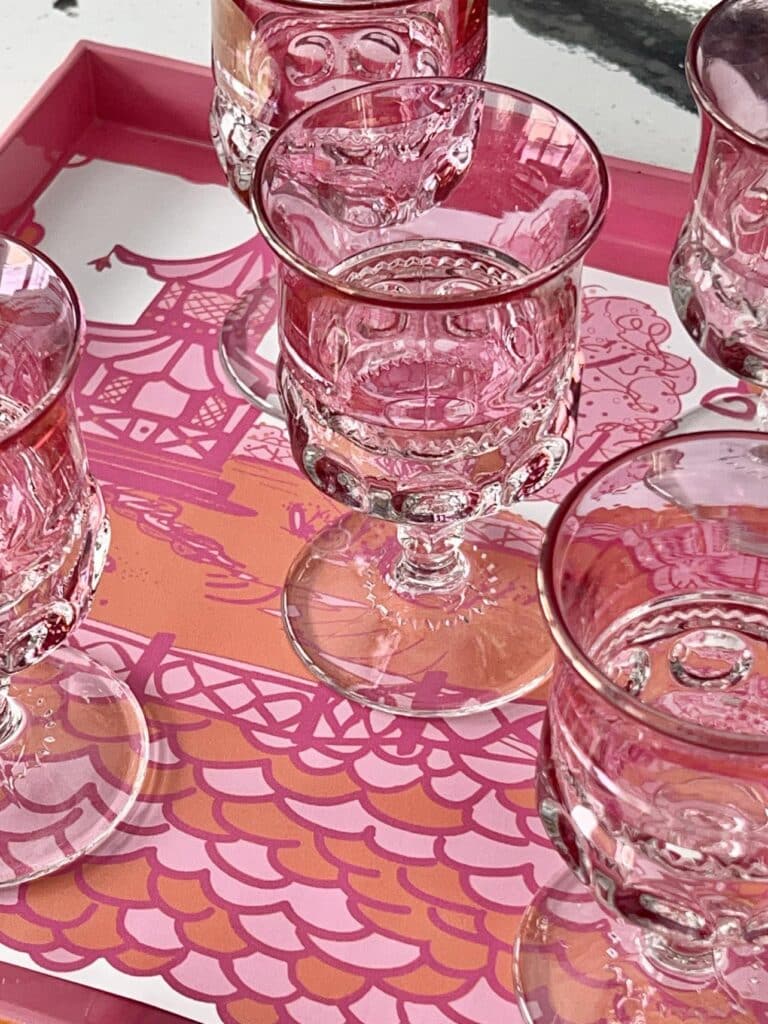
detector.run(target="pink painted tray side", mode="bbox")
[0,42,218,232]
[0,41,690,281]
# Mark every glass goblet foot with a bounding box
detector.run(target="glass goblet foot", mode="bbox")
[667,387,768,436]
[219,287,282,418]
[0,646,148,886]
[282,511,553,717]
[514,871,766,1024]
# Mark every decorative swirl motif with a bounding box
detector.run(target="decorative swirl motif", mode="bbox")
[541,292,697,500]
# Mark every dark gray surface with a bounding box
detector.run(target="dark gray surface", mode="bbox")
[491,0,707,110]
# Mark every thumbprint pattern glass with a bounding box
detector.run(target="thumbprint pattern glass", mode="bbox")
[214,0,489,417]
[670,0,768,433]
[515,432,768,1024]
[211,0,487,204]
[0,236,148,886]
[253,79,608,716]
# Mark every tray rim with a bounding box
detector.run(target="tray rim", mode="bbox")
[0,40,691,285]
[0,40,215,150]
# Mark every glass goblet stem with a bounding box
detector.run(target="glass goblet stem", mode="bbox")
[390,524,469,596]
[0,677,23,747]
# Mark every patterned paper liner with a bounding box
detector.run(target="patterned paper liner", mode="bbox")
[0,147,757,1024]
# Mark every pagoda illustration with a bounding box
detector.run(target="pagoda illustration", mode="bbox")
[79,236,277,516]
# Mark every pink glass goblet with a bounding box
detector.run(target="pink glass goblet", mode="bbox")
[212,0,486,203]
[213,0,488,417]
[0,236,148,886]
[670,0,768,433]
[252,79,608,716]
[515,432,768,1024]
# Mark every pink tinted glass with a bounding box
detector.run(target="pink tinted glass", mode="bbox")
[523,433,768,1015]
[0,235,148,887]
[211,0,487,201]
[255,80,608,517]
[670,0,768,394]
[540,431,768,752]
[252,80,608,717]
[0,235,92,655]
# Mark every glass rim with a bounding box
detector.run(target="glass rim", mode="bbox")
[0,234,83,447]
[538,429,768,757]
[250,78,610,311]
[686,0,768,153]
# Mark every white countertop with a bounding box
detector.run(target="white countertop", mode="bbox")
[1,0,710,171]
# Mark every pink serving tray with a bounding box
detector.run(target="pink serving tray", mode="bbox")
[0,40,732,1024]
[0,41,691,278]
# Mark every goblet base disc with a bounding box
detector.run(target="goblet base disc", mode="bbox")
[668,399,767,436]
[282,512,554,717]
[514,871,767,1024]
[219,286,282,418]
[0,646,148,887]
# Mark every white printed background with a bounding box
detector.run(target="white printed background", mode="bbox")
[3,0,709,169]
